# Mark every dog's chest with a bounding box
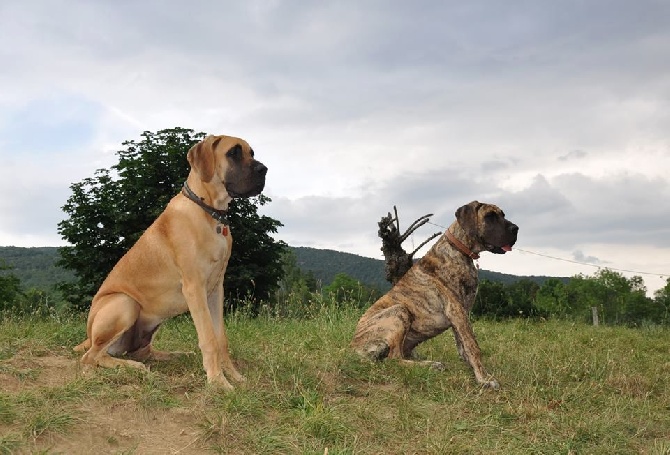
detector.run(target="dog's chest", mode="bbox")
[204,235,231,294]
[204,260,227,295]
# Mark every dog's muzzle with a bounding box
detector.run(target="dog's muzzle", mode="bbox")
[227,161,268,198]
[489,222,519,255]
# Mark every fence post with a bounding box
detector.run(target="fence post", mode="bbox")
[591,306,599,326]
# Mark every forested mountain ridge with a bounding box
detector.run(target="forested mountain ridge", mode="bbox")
[0,246,73,290]
[0,245,565,293]
[291,246,567,292]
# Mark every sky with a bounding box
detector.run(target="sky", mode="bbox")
[1,0,669,294]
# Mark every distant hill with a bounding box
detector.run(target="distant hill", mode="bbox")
[0,245,567,293]
[290,246,567,292]
[291,246,389,291]
[0,246,73,290]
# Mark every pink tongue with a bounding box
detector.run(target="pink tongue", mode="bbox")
[502,245,512,252]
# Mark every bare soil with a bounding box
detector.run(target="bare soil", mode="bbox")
[1,353,213,454]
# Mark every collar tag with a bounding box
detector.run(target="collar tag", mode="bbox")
[216,225,229,236]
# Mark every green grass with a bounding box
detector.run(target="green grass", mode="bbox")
[0,307,669,454]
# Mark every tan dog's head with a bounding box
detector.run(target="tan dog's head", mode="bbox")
[455,201,518,254]
[187,135,267,198]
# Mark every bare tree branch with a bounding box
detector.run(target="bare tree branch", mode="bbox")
[377,206,440,285]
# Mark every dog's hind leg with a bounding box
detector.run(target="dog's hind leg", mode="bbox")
[80,293,147,371]
[351,304,412,361]
[125,317,194,362]
[73,338,91,352]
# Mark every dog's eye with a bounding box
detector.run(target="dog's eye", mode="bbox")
[250,149,255,158]
[484,212,497,220]
[226,145,242,159]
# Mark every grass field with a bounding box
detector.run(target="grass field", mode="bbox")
[1,304,669,454]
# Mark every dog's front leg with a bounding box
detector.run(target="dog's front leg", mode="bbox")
[446,301,499,389]
[183,281,234,390]
[208,284,245,383]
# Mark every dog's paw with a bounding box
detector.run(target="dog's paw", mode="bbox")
[207,374,235,392]
[125,359,150,371]
[363,341,390,361]
[482,379,500,390]
[228,371,246,383]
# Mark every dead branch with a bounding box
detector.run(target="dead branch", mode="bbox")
[378,206,440,285]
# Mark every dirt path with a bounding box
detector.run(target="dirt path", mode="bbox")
[1,354,214,454]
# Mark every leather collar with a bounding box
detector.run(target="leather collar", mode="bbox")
[446,230,480,260]
[181,182,229,225]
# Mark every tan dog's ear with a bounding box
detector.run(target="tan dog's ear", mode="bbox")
[455,201,482,237]
[187,136,222,182]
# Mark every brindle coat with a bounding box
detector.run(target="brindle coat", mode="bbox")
[351,201,518,389]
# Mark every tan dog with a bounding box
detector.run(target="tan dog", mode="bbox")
[74,135,267,390]
[351,201,518,389]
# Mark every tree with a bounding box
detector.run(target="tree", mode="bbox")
[535,278,570,318]
[223,193,287,313]
[322,272,380,307]
[57,127,286,311]
[0,261,23,313]
[473,279,507,318]
[653,278,670,324]
[564,269,658,325]
[275,250,319,305]
[506,279,542,317]
[472,279,545,319]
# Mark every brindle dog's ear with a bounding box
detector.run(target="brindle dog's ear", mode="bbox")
[187,136,222,183]
[455,201,482,237]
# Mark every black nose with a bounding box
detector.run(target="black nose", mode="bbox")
[509,224,519,234]
[255,162,268,177]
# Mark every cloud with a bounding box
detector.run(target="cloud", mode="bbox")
[572,250,604,265]
[558,150,587,162]
[0,177,69,246]
[1,0,670,294]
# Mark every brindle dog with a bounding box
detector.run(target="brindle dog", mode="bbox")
[351,201,518,389]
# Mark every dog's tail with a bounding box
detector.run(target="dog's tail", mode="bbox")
[73,338,91,352]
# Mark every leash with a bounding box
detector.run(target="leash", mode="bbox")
[181,182,230,227]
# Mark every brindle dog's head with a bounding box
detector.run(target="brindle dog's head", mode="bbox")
[455,201,518,254]
[187,135,267,198]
